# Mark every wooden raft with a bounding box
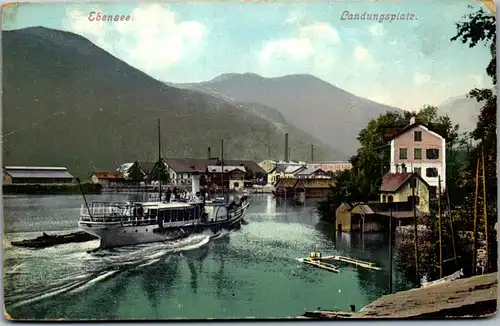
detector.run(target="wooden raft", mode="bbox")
[297,252,381,273]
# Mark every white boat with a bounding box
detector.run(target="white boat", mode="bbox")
[78,174,250,249]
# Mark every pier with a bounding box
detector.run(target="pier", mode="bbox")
[298,253,381,273]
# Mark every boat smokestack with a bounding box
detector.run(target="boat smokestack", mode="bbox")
[191,173,201,198]
[207,147,211,159]
[285,133,289,162]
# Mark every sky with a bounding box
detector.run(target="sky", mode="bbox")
[1,0,494,111]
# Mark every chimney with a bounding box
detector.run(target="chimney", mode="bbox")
[288,147,291,162]
[284,133,289,162]
[207,147,211,159]
[410,116,416,125]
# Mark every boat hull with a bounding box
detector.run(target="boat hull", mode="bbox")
[79,202,248,249]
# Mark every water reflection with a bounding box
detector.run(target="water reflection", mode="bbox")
[139,254,181,316]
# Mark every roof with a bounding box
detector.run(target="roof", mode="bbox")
[92,171,124,180]
[3,166,73,179]
[349,201,428,218]
[296,167,327,175]
[380,172,430,192]
[118,163,134,173]
[380,172,414,192]
[295,179,335,188]
[382,122,447,142]
[164,158,265,174]
[207,165,246,173]
[284,165,305,174]
[136,161,157,175]
[351,204,375,214]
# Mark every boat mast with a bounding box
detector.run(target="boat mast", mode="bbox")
[158,118,162,201]
[221,139,224,199]
[76,178,93,221]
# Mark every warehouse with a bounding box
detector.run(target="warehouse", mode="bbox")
[2,166,75,185]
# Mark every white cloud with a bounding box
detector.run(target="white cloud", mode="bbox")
[354,45,371,62]
[65,8,107,48]
[257,21,340,75]
[413,72,432,86]
[368,23,385,38]
[64,4,207,76]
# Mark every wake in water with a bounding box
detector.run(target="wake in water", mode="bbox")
[3,228,233,308]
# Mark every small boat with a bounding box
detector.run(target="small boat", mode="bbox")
[11,231,98,249]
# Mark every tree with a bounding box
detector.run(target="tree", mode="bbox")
[449,4,497,273]
[150,158,170,183]
[128,161,145,182]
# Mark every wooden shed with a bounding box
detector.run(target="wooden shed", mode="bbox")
[294,178,335,198]
[335,203,353,232]
[273,178,298,197]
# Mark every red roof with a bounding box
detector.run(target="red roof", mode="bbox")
[380,172,413,192]
[93,171,124,180]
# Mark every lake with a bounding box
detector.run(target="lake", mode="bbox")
[2,193,411,319]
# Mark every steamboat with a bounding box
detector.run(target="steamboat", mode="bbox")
[78,174,250,249]
[77,118,250,249]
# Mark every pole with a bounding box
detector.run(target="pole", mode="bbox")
[481,150,489,273]
[76,178,93,220]
[221,139,224,199]
[311,144,314,164]
[157,118,162,201]
[438,175,443,279]
[446,185,458,271]
[389,207,393,294]
[472,158,480,275]
[412,186,419,285]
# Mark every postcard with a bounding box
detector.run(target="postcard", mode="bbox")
[1,0,497,321]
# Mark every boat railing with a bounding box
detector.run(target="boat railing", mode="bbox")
[80,202,134,219]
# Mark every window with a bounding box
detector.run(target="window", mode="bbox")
[414,148,422,160]
[414,131,422,142]
[414,167,422,175]
[388,195,394,203]
[401,164,407,173]
[426,168,438,178]
[382,195,387,203]
[426,149,439,160]
[408,195,420,205]
[399,148,408,160]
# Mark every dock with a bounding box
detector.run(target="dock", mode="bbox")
[298,258,339,273]
[321,255,381,271]
[297,252,381,272]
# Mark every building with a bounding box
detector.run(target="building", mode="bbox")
[295,167,331,179]
[387,117,446,195]
[335,201,428,233]
[91,172,126,187]
[379,172,430,213]
[294,178,335,198]
[206,165,246,190]
[308,161,352,173]
[3,166,74,185]
[259,160,277,173]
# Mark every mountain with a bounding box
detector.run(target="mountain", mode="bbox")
[437,94,484,133]
[2,27,345,177]
[175,73,404,156]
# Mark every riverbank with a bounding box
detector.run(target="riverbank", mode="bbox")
[2,183,102,195]
[300,272,498,319]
